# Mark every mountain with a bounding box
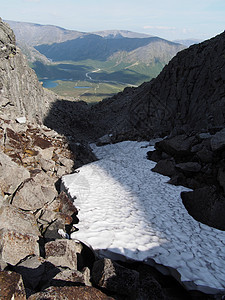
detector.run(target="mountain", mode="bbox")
[35,34,184,63]
[173,38,202,47]
[5,20,88,46]
[91,29,152,39]
[6,20,184,65]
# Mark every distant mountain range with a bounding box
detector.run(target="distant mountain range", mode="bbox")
[5,20,186,89]
[6,20,185,64]
[173,39,202,47]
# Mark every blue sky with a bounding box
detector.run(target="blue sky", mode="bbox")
[1,0,224,40]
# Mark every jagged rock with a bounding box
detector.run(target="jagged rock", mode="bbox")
[196,146,213,163]
[147,150,162,162]
[58,156,74,170]
[39,212,73,238]
[96,134,112,146]
[11,177,57,211]
[0,270,26,299]
[37,147,54,160]
[155,134,197,157]
[92,258,139,297]
[54,191,78,216]
[210,128,225,151]
[13,256,46,290]
[175,162,202,174]
[39,157,55,173]
[0,151,30,195]
[151,158,176,177]
[28,286,113,300]
[181,186,225,230]
[45,239,82,270]
[0,230,39,265]
[0,205,40,236]
[50,267,91,287]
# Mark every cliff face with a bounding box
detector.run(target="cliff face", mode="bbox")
[0,18,54,122]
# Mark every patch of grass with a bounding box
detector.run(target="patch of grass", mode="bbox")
[46,80,127,103]
[33,59,163,102]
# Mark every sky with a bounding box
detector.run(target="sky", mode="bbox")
[1,0,224,41]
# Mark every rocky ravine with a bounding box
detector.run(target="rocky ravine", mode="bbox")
[0,18,194,300]
[0,18,225,299]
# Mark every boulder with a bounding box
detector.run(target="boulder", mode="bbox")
[0,205,40,236]
[53,191,78,216]
[45,239,82,270]
[11,177,57,211]
[0,230,39,265]
[92,258,139,297]
[50,267,91,287]
[28,286,113,300]
[96,134,112,146]
[0,270,26,299]
[0,151,30,195]
[146,150,162,162]
[181,186,225,230]
[196,147,213,163]
[151,158,176,177]
[155,134,197,157]
[175,162,202,174]
[210,128,225,151]
[13,256,46,290]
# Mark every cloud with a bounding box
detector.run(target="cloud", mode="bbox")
[143,26,176,30]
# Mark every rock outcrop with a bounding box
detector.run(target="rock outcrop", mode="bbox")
[0,18,55,123]
[147,128,225,230]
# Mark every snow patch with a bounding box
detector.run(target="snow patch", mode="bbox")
[61,141,225,294]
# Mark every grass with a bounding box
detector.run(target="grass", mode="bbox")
[45,80,127,103]
[34,58,163,102]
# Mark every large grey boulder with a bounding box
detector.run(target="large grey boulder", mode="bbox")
[45,239,82,270]
[92,258,139,297]
[0,205,40,236]
[0,151,30,195]
[210,128,225,151]
[0,230,40,266]
[50,267,91,287]
[181,186,225,230]
[11,177,57,211]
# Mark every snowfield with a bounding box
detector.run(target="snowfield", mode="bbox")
[61,141,225,294]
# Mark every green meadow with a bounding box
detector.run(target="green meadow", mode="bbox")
[34,59,163,103]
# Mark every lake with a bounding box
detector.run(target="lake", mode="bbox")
[74,86,91,89]
[41,79,58,88]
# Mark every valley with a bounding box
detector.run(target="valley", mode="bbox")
[6,20,185,102]
[34,58,160,102]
